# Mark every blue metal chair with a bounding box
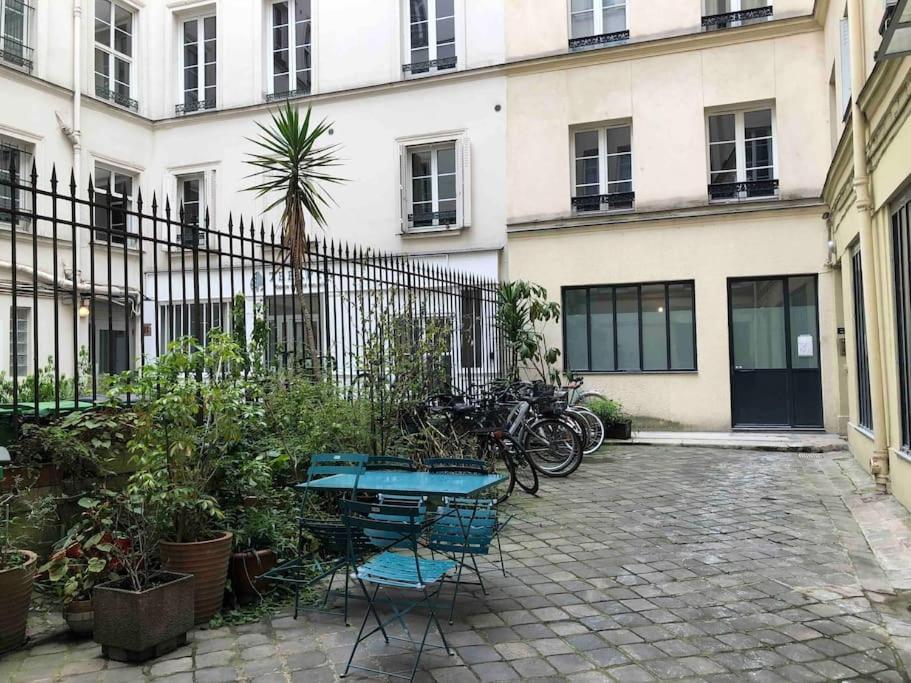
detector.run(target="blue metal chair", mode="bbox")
[366,455,417,471]
[340,498,455,682]
[260,452,369,625]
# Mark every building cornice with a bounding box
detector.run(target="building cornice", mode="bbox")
[507,197,826,237]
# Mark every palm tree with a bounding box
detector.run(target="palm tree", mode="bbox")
[244,103,343,372]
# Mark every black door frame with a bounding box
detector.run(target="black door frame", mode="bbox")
[726,274,824,430]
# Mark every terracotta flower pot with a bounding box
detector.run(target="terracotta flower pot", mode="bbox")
[230,549,277,605]
[0,550,37,653]
[64,598,95,636]
[160,532,232,624]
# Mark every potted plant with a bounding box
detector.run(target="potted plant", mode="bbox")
[90,490,195,662]
[0,471,53,653]
[590,399,634,440]
[111,334,260,624]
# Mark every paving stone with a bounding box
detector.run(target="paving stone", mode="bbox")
[545,652,594,674]
[194,666,238,683]
[469,661,519,681]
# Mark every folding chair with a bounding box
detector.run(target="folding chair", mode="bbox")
[366,455,418,472]
[340,499,455,682]
[260,452,369,625]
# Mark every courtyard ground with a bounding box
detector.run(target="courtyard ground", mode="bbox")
[3,445,911,682]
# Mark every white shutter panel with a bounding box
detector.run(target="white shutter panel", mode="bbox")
[840,17,852,115]
[458,136,471,228]
[399,145,409,232]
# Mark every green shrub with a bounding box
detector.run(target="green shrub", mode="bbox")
[588,398,631,425]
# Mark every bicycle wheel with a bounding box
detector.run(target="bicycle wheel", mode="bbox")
[475,434,516,505]
[562,409,591,453]
[570,406,605,454]
[522,418,582,477]
[501,436,539,495]
[575,391,607,408]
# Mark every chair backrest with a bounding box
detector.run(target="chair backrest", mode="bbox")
[429,502,496,556]
[365,455,417,472]
[308,453,369,480]
[425,457,489,475]
[341,498,426,558]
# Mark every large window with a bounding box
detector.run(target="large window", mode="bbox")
[0,137,33,231]
[176,173,206,247]
[893,191,911,451]
[159,300,229,349]
[707,107,777,201]
[851,245,873,431]
[569,0,628,49]
[93,165,135,245]
[268,0,311,99]
[95,0,136,110]
[179,14,216,114]
[399,135,470,232]
[460,286,482,369]
[563,281,696,373]
[572,125,633,213]
[404,0,456,75]
[702,0,772,30]
[8,306,29,376]
[1,0,34,70]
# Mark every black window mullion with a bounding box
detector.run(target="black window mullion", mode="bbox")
[637,284,643,372]
[586,287,592,372]
[665,283,671,371]
[612,286,618,372]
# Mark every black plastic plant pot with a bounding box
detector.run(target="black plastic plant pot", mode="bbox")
[604,420,633,440]
[93,572,195,663]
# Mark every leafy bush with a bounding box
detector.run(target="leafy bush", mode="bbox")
[0,471,56,570]
[497,281,561,384]
[588,398,631,425]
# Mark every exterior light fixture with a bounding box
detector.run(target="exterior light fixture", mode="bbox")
[78,299,90,318]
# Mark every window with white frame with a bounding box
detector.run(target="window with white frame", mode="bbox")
[93,164,135,245]
[702,0,772,31]
[267,0,311,99]
[9,306,29,377]
[0,136,33,231]
[176,173,207,247]
[159,300,229,349]
[400,136,471,232]
[179,14,216,114]
[707,108,777,201]
[94,0,136,110]
[571,125,633,213]
[404,0,456,75]
[1,0,34,71]
[568,0,628,49]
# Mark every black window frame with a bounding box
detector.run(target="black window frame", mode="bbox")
[851,244,873,432]
[562,280,697,374]
[893,190,911,451]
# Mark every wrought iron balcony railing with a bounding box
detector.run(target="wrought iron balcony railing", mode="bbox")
[571,192,636,213]
[568,30,630,50]
[175,98,217,115]
[408,210,458,227]
[402,56,457,75]
[264,87,311,102]
[0,38,33,72]
[702,5,773,29]
[95,84,139,112]
[0,0,34,72]
[708,179,779,201]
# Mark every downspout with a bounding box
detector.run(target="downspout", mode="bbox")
[847,0,889,491]
[58,0,82,277]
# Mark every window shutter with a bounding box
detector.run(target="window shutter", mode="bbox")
[399,145,409,232]
[840,17,852,115]
[458,136,471,228]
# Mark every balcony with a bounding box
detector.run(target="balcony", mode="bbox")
[408,209,457,230]
[95,84,139,112]
[571,192,636,213]
[264,88,310,103]
[175,98,216,115]
[0,0,34,72]
[568,30,630,51]
[708,179,779,202]
[402,56,457,76]
[702,5,773,31]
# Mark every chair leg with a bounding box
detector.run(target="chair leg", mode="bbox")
[471,555,487,596]
[343,562,351,627]
[447,563,464,626]
[408,589,440,682]
[496,530,506,577]
[321,565,338,609]
[293,580,301,620]
[342,583,380,678]
[426,585,454,656]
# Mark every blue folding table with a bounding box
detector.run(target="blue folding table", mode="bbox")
[294,471,505,498]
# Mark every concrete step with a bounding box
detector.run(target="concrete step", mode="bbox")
[606,430,848,453]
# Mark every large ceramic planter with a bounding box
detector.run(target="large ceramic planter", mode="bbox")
[93,572,194,662]
[64,598,95,636]
[0,550,37,653]
[230,549,277,605]
[160,531,232,624]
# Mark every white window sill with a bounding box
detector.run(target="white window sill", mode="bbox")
[851,423,875,440]
[399,225,465,239]
[571,207,636,219]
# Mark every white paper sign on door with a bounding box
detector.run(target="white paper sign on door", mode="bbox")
[797,334,814,358]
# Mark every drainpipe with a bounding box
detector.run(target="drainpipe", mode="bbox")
[847,0,889,491]
[58,1,82,273]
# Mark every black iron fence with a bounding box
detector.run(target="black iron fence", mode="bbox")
[0,158,505,424]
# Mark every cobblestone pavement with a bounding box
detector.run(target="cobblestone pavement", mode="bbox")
[4,446,911,682]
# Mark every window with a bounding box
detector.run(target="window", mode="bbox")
[268,0,311,99]
[893,190,911,450]
[159,300,229,349]
[568,0,629,49]
[94,0,136,110]
[1,0,34,71]
[707,107,777,201]
[178,14,216,114]
[265,294,320,367]
[851,245,873,431]
[404,0,456,75]
[702,0,773,30]
[572,125,633,213]
[93,165,135,245]
[563,281,696,373]
[399,135,470,232]
[840,12,852,118]
[0,137,33,231]
[8,306,29,376]
[460,286,482,368]
[176,174,206,247]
